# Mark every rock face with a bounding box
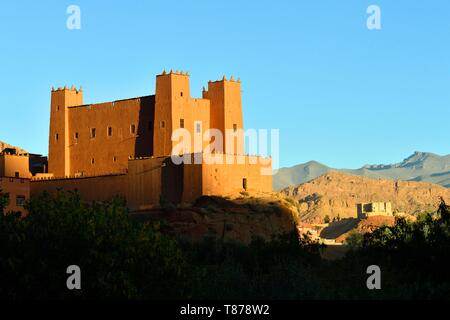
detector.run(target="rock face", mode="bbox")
[132,195,297,244]
[282,171,450,223]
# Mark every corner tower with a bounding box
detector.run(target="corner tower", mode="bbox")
[153,70,191,157]
[203,77,244,154]
[48,86,83,177]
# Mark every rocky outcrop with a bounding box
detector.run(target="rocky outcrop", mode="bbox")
[131,195,297,244]
[282,171,450,223]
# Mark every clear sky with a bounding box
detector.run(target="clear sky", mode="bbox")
[0,0,449,169]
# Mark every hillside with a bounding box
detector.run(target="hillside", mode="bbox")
[282,171,450,223]
[274,151,450,190]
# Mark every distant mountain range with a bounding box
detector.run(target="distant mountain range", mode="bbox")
[274,152,450,190]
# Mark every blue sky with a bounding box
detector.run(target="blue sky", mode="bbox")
[0,0,449,169]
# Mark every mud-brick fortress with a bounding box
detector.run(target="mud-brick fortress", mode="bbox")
[1,70,272,213]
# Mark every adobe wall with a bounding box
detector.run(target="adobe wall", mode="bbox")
[357,202,393,219]
[31,173,128,205]
[0,154,32,178]
[31,157,205,211]
[173,97,210,153]
[182,160,203,203]
[203,78,244,155]
[0,177,30,216]
[201,155,273,197]
[48,87,84,177]
[31,155,272,209]
[153,72,211,157]
[31,157,167,211]
[67,96,155,177]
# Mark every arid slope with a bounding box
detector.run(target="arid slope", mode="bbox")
[282,171,450,223]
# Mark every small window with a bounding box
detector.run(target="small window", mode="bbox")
[16,196,26,207]
[243,178,248,190]
[91,158,95,164]
[160,121,165,129]
[57,105,60,111]
[180,91,183,97]
[55,133,59,141]
[15,172,20,178]
[90,128,96,139]
[107,126,113,137]
[196,122,201,133]
[233,124,237,132]
[180,119,185,128]
[74,132,79,139]
[113,156,117,162]
[130,124,136,135]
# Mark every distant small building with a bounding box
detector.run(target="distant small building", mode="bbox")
[0,150,32,216]
[357,202,392,219]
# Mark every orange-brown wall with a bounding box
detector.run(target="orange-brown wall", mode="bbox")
[201,156,272,197]
[31,157,166,211]
[48,87,84,177]
[31,155,272,209]
[48,87,154,178]
[203,78,244,154]
[182,159,203,203]
[0,177,30,216]
[67,96,154,177]
[0,154,32,178]
[154,71,211,157]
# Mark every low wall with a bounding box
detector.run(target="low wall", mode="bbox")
[201,155,273,196]
[30,155,273,210]
[31,157,167,211]
[0,177,30,215]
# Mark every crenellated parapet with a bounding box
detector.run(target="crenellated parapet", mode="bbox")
[51,85,82,94]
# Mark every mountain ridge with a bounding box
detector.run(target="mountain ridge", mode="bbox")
[274,151,450,190]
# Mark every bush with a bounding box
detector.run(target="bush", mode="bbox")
[345,230,363,249]
[0,191,186,299]
[2,189,450,300]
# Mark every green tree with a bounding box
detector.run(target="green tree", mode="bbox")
[345,230,363,249]
[0,191,187,299]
